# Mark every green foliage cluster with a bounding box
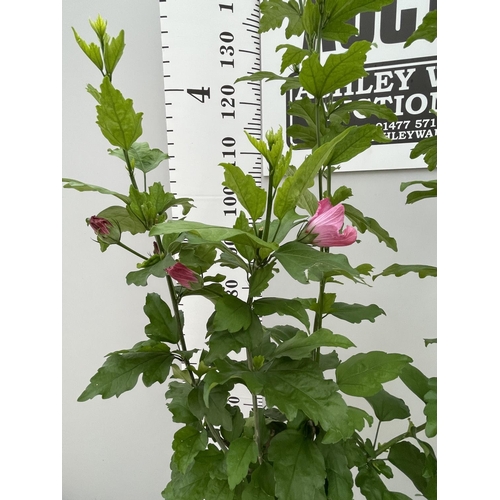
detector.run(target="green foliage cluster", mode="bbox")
[65,4,437,499]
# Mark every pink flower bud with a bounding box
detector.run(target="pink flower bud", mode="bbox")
[87,216,112,235]
[301,199,357,247]
[165,262,202,290]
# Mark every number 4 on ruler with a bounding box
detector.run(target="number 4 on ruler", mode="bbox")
[187,87,210,103]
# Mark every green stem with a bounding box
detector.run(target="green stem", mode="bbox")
[262,165,275,242]
[156,237,229,453]
[206,420,229,452]
[116,242,148,260]
[374,423,426,458]
[123,148,138,190]
[246,347,263,464]
[374,420,382,448]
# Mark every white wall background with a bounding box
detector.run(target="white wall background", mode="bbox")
[62,1,437,499]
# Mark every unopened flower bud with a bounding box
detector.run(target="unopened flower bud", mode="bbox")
[87,216,121,245]
[165,262,203,290]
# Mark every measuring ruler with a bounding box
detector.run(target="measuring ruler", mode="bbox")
[158,0,263,222]
[158,0,265,413]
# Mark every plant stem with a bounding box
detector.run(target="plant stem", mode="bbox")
[262,165,274,242]
[116,242,148,260]
[156,236,229,453]
[123,148,138,190]
[374,423,426,458]
[374,420,382,448]
[206,420,229,452]
[246,347,263,464]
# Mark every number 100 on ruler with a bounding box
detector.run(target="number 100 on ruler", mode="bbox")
[158,0,263,224]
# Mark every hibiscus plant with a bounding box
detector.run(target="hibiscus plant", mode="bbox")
[64,2,436,500]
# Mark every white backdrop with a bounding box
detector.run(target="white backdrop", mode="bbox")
[62,1,437,499]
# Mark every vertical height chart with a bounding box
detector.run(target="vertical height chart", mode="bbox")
[158,0,263,224]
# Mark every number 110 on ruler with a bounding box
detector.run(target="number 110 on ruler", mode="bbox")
[158,0,263,224]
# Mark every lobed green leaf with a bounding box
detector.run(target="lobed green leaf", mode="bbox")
[268,430,326,500]
[299,42,371,99]
[143,292,179,343]
[372,263,437,280]
[78,340,174,401]
[96,77,143,150]
[272,328,355,360]
[404,10,437,47]
[336,351,412,397]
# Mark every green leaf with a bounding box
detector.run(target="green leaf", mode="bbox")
[404,10,437,47]
[62,178,129,203]
[372,263,437,280]
[150,220,278,252]
[387,441,428,494]
[213,295,253,333]
[172,426,208,474]
[188,385,233,432]
[265,324,302,344]
[103,29,125,75]
[221,406,246,444]
[274,132,351,219]
[235,71,300,95]
[203,359,264,405]
[165,381,199,425]
[249,263,276,298]
[336,351,412,397]
[330,100,397,124]
[273,328,355,360]
[276,44,309,73]
[424,378,437,438]
[162,457,210,500]
[96,76,143,149]
[164,446,230,499]
[400,179,437,204]
[327,301,386,324]
[78,340,173,401]
[319,442,354,500]
[206,478,235,500]
[221,163,267,221]
[268,430,326,500]
[343,203,397,251]
[143,292,179,343]
[126,253,176,287]
[274,241,363,284]
[326,124,391,165]
[226,437,259,489]
[72,28,103,71]
[346,406,374,432]
[410,135,437,171]
[355,466,413,500]
[253,297,310,330]
[97,205,146,234]
[179,244,218,274]
[322,0,394,43]
[205,330,246,364]
[299,42,371,99]
[262,358,349,432]
[109,141,169,174]
[399,364,430,402]
[424,338,437,347]
[242,462,275,500]
[259,0,303,38]
[330,185,353,205]
[365,389,410,421]
[302,0,320,36]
